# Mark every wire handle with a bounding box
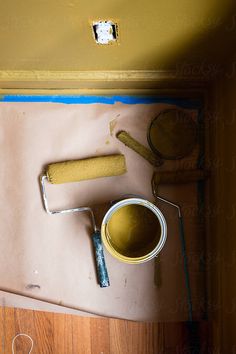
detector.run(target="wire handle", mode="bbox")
[152,178,193,321]
[40,174,110,288]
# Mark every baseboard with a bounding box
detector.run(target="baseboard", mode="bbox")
[0,70,210,90]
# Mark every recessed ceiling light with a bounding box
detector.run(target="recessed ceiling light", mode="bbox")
[92,21,118,45]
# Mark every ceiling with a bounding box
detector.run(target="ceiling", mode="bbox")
[0,0,236,72]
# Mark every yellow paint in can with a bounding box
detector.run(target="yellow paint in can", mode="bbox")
[107,204,161,258]
[101,198,167,264]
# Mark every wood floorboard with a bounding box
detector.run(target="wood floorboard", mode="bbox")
[4,308,15,354]
[0,308,4,353]
[63,314,73,354]
[53,313,66,354]
[90,318,110,354]
[33,310,54,353]
[0,307,208,353]
[72,315,91,354]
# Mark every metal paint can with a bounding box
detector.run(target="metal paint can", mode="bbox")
[101,198,167,264]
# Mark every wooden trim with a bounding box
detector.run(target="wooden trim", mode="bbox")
[0,70,210,90]
[0,70,210,82]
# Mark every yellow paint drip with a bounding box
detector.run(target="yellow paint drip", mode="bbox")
[106,204,161,258]
[109,118,117,136]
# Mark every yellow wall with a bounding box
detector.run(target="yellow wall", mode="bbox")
[0,0,235,72]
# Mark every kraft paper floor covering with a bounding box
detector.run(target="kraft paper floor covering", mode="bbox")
[0,101,204,321]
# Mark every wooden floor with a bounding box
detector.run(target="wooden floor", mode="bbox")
[0,307,208,353]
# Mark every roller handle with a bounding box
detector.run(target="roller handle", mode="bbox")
[154,169,209,185]
[92,231,110,288]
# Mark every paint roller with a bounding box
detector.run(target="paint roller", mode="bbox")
[40,154,127,288]
[152,169,209,321]
[116,109,198,166]
[116,131,163,167]
[151,174,194,321]
[46,154,126,184]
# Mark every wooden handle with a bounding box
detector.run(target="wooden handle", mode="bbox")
[153,169,209,185]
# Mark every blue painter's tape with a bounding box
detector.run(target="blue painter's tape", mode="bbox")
[0,95,202,108]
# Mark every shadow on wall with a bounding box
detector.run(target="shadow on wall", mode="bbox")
[132,1,236,72]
